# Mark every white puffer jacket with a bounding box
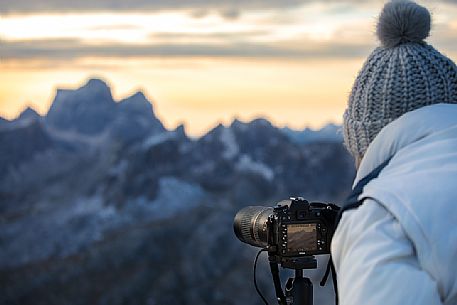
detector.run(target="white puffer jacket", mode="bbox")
[331,104,457,305]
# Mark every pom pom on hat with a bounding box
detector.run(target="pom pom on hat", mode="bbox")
[376,0,431,48]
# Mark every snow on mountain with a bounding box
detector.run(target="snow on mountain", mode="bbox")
[0,195,118,268]
[124,177,206,221]
[219,126,239,159]
[142,131,178,150]
[0,176,206,269]
[236,154,274,181]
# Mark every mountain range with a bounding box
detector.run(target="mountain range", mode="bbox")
[0,78,355,305]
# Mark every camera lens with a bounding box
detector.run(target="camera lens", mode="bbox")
[233,206,273,248]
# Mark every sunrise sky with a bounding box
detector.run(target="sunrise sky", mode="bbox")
[1,0,457,135]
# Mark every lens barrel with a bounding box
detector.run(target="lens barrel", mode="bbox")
[233,206,273,248]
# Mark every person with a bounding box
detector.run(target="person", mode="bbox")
[331,1,457,305]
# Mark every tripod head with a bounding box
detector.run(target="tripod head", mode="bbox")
[277,256,317,270]
[268,254,317,305]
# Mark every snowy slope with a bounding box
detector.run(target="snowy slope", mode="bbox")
[0,79,355,305]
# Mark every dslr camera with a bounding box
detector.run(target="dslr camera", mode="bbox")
[233,197,340,305]
[234,197,339,262]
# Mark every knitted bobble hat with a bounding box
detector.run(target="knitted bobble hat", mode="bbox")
[343,0,457,161]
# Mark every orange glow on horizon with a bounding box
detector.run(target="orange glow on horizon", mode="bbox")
[2,2,456,135]
[0,57,362,135]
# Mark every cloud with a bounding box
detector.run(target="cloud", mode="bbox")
[0,38,374,60]
[148,30,273,42]
[87,24,143,31]
[3,0,456,15]
[0,0,298,14]
[219,8,241,20]
[1,0,455,63]
[0,0,389,15]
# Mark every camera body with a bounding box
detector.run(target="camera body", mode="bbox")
[267,198,338,259]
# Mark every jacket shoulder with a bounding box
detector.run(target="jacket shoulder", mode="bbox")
[331,199,443,305]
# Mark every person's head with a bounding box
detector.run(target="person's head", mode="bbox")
[343,0,457,166]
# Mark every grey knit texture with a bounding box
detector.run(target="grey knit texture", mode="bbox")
[343,1,457,160]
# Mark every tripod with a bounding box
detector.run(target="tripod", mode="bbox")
[269,255,317,305]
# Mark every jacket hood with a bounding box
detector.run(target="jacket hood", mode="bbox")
[355,103,457,186]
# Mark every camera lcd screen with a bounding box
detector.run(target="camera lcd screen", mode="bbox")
[287,223,317,252]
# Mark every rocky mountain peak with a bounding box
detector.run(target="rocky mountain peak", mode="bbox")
[46,79,116,135]
[174,124,187,139]
[17,107,40,122]
[118,91,153,115]
[45,79,167,138]
[127,91,147,100]
[282,123,342,144]
[81,78,112,95]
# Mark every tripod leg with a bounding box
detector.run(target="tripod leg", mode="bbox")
[289,270,313,305]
